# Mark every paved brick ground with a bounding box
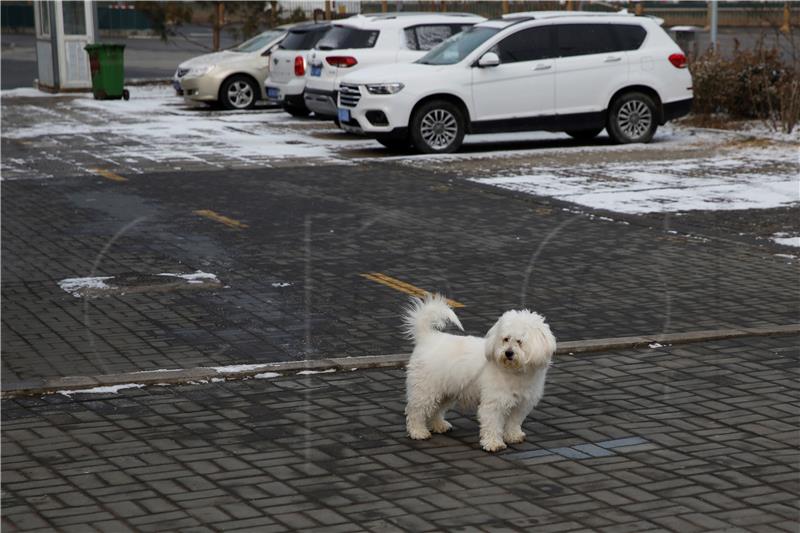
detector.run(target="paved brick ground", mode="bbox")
[3,162,799,385]
[2,335,798,532]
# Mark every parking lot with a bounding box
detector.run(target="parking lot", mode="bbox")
[1,75,798,530]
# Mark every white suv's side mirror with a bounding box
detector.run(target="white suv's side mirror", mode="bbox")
[477,52,500,68]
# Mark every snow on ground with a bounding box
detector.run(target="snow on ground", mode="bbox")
[473,146,799,214]
[58,276,114,297]
[58,383,145,396]
[1,85,375,166]
[158,270,219,283]
[0,87,91,99]
[772,232,800,247]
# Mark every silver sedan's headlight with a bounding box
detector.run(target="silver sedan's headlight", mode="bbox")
[365,83,404,95]
[186,65,214,77]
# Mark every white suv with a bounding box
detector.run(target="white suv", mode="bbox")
[265,22,331,117]
[337,11,693,152]
[303,13,486,119]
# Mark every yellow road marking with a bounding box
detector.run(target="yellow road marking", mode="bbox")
[90,168,127,182]
[360,272,464,308]
[193,209,249,229]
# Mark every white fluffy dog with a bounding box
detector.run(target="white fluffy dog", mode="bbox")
[404,294,556,452]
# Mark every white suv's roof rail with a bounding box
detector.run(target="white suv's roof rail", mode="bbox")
[502,10,633,20]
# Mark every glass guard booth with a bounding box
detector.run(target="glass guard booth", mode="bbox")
[34,0,96,91]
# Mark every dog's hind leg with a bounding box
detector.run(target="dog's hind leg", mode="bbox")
[430,399,454,434]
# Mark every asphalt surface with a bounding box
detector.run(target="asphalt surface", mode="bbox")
[3,335,798,531]
[2,159,798,387]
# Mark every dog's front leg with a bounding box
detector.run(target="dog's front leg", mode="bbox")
[477,400,507,452]
[503,401,532,444]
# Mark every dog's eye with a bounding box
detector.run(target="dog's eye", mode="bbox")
[517,340,523,346]
[503,337,509,343]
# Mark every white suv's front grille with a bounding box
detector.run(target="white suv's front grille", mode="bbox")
[339,83,361,108]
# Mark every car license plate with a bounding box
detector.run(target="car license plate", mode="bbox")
[338,108,350,123]
[310,64,322,77]
[267,87,280,99]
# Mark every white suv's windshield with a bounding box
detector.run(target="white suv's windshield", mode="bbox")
[417,26,500,65]
[233,30,284,53]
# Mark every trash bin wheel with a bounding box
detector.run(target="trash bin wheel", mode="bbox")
[122,89,130,101]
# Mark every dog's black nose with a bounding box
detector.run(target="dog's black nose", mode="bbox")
[505,350,514,359]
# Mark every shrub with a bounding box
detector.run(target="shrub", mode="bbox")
[690,40,800,134]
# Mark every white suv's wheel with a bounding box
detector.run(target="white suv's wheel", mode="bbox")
[607,92,658,144]
[220,75,257,110]
[410,100,465,154]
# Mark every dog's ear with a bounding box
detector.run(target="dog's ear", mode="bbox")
[526,322,557,366]
[484,321,499,361]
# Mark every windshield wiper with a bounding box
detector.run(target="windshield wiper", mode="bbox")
[317,45,334,50]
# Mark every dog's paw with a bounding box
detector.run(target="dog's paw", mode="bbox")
[430,419,452,434]
[408,427,432,440]
[481,439,507,453]
[503,429,526,444]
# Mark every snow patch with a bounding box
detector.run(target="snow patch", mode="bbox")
[254,372,281,379]
[772,233,800,248]
[207,364,271,374]
[297,369,336,375]
[58,276,114,297]
[58,383,144,396]
[159,270,219,284]
[473,147,799,214]
[271,282,292,288]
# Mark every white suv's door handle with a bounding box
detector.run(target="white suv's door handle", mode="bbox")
[533,63,552,71]
[604,56,622,62]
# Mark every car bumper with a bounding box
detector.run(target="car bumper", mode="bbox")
[337,86,413,134]
[179,75,221,102]
[662,97,693,123]
[304,88,339,118]
[265,77,306,104]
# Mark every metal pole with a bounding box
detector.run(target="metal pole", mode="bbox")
[709,0,718,51]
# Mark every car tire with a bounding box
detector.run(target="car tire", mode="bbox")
[607,92,658,144]
[283,103,310,117]
[409,100,465,154]
[375,135,410,152]
[220,75,257,110]
[565,127,603,141]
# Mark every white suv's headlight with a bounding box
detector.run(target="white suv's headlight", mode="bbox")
[186,65,214,77]
[365,83,404,95]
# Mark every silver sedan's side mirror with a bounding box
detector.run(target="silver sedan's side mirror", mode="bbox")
[477,52,500,67]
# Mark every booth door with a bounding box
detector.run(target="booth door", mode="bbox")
[34,1,56,87]
[57,0,94,88]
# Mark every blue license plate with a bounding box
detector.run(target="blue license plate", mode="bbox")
[267,87,280,99]
[310,64,322,77]
[338,108,350,123]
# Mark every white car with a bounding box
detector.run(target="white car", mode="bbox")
[265,22,332,117]
[303,13,486,119]
[337,11,694,152]
[174,29,286,110]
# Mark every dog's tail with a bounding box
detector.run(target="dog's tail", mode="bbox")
[403,293,464,342]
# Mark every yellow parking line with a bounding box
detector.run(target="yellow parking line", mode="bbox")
[360,272,464,308]
[90,168,127,182]
[193,209,249,229]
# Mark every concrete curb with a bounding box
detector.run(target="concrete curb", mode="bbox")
[2,324,797,399]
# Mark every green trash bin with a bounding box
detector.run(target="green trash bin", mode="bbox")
[84,43,129,100]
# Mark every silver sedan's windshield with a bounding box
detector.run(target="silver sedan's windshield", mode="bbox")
[417,27,500,65]
[233,31,284,53]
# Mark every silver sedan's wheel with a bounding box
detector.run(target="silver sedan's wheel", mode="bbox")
[607,91,658,144]
[220,76,257,110]
[410,100,465,154]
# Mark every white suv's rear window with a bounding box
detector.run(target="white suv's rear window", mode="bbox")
[317,26,379,49]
